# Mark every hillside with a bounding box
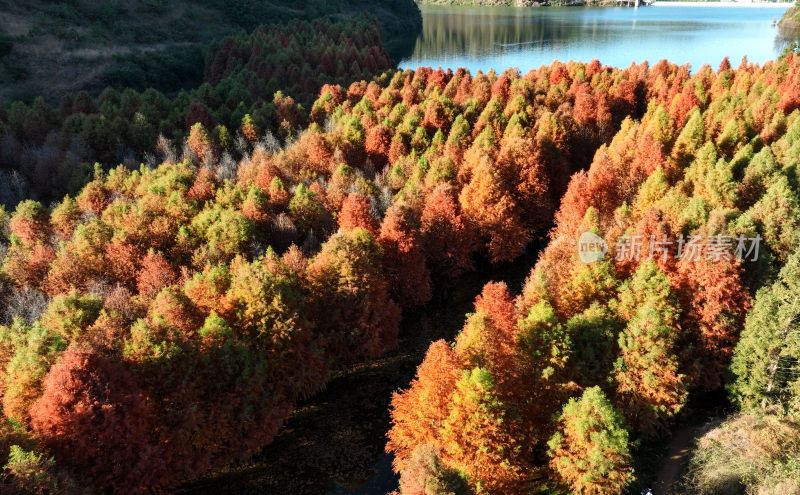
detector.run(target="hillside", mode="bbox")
[0,15,396,208]
[779,1,800,52]
[0,58,659,492]
[0,0,421,106]
[384,55,800,494]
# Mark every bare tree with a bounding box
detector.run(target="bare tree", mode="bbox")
[0,170,31,209]
[260,131,282,154]
[270,213,298,253]
[216,151,238,180]
[2,286,49,326]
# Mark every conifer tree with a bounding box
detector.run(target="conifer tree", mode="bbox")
[730,249,800,411]
[387,340,462,471]
[439,368,524,494]
[394,445,473,495]
[548,386,634,495]
[614,261,686,434]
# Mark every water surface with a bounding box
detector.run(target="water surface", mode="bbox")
[399,3,792,72]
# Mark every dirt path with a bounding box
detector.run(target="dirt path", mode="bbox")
[652,426,704,495]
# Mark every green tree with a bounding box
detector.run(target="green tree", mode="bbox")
[548,386,634,495]
[565,303,622,388]
[0,320,66,425]
[730,248,800,411]
[40,291,103,341]
[614,261,686,435]
[288,183,323,235]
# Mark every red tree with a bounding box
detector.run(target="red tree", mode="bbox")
[338,193,378,235]
[365,125,392,167]
[419,184,475,284]
[671,255,750,390]
[454,282,518,395]
[137,250,178,300]
[378,207,432,310]
[30,346,164,493]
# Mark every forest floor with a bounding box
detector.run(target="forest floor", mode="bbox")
[179,348,419,494]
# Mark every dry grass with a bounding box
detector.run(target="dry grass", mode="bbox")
[682,413,800,495]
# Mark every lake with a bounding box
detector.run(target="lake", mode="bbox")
[398,3,792,73]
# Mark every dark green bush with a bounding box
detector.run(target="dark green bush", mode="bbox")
[0,28,13,58]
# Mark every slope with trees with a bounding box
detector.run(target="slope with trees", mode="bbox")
[388,53,800,494]
[0,36,799,494]
[0,57,672,492]
[0,15,395,208]
[0,0,421,106]
[779,1,800,55]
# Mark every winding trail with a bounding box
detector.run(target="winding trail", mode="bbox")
[653,425,705,495]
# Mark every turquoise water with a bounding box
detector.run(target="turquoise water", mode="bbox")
[399,3,792,72]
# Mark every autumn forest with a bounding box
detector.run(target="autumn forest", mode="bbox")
[1,1,800,494]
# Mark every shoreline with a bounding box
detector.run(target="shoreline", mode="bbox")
[652,1,791,7]
[417,1,792,8]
